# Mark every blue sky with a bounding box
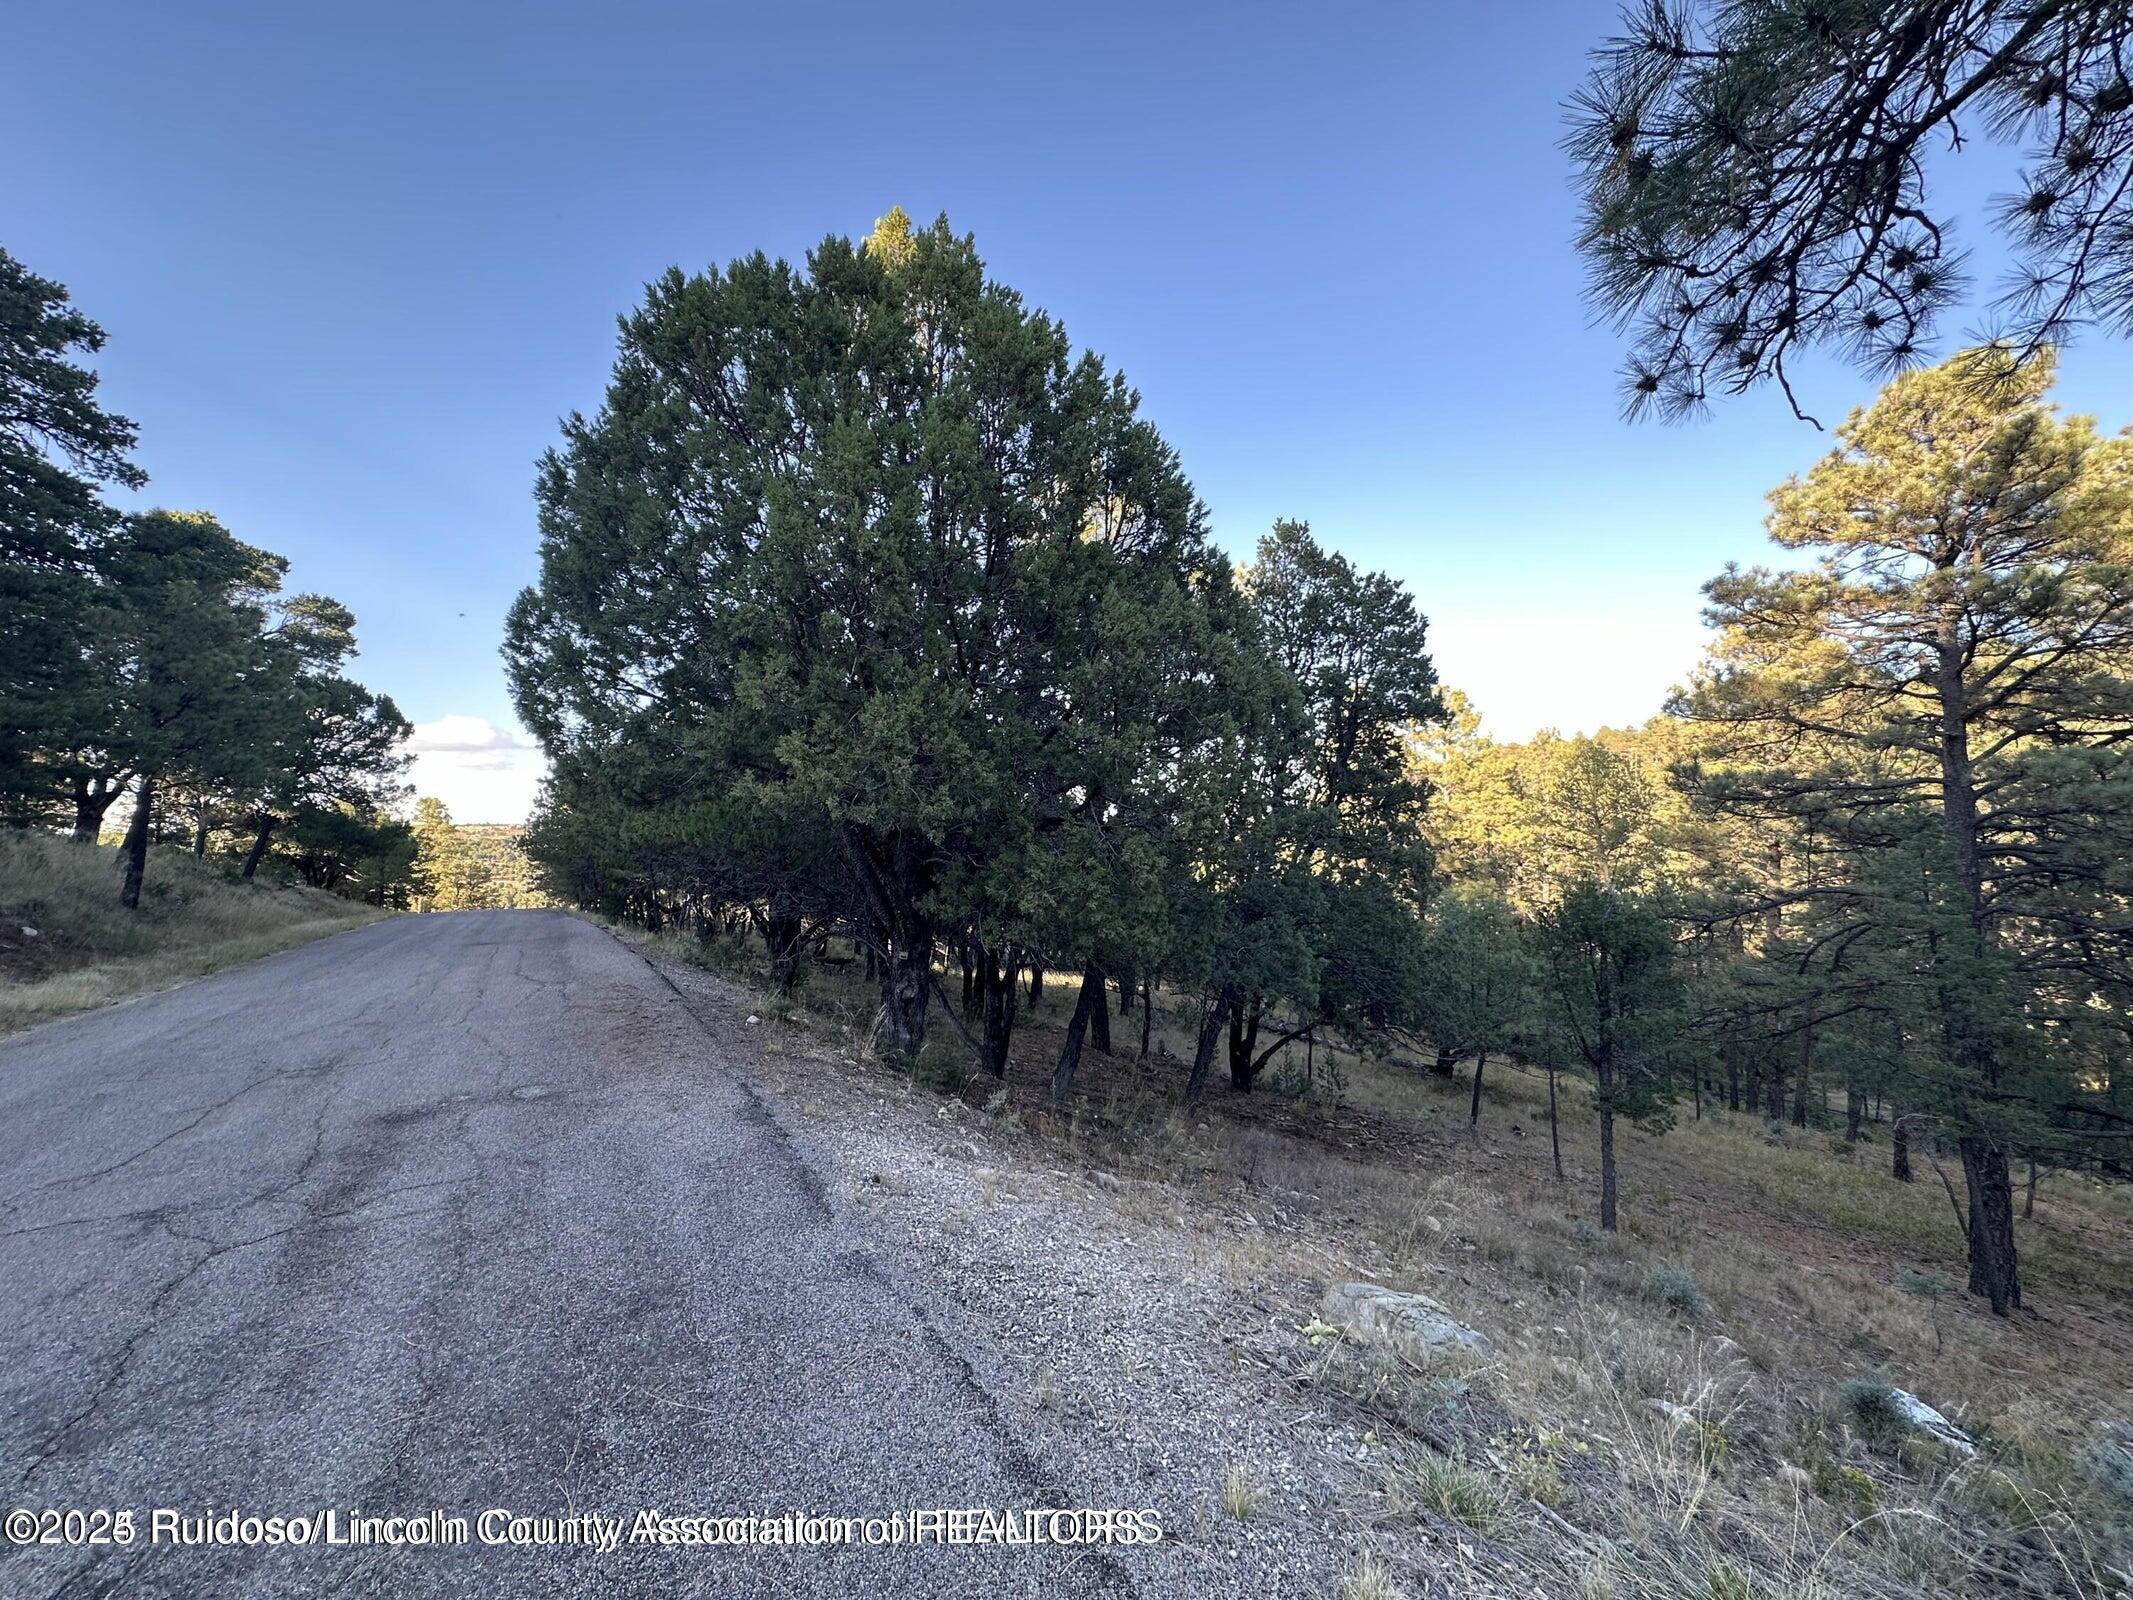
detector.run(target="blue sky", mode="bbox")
[13,2,2133,818]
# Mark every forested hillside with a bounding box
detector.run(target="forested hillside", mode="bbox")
[410,797,548,910]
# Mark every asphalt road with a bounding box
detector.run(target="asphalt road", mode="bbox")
[0,912,1130,1598]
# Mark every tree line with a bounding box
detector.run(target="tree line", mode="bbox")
[1,245,412,905]
[509,211,2133,1320]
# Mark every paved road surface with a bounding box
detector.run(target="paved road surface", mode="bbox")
[0,912,1127,1597]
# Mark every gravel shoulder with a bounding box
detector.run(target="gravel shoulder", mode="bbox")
[632,934,1545,1600]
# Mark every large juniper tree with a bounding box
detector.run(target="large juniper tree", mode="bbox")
[506,211,1239,1060]
[1677,347,2133,1313]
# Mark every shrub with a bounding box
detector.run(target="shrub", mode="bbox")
[1643,1262,1710,1321]
[1838,1379,1908,1450]
[1220,1464,1261,1520]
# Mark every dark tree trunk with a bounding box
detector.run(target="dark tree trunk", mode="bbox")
[1468,1051,1487,1128]
[1052,964,1104,1102]
[1765,1053,1786,1122]
[119,773,157,910]
[1846,1090,1865,1142]
[1184,987,1235,1105]
[192,799,210,857]
[979,947,1017,1076]
[1430,1046,1457,1078]
[71,774,117,842]
[1087,963,1111,1055]
[959,943,976,1014]
[763,912,805,994]
[1139,978,1153,1059]
[240,816,276,879]
[877,934,932,1061]
[1959,1134,2021,1314]
[1116,970,1134,1016]
[1597,1102,1618,1232]
[1228,995,1264,1092]
[1028,962,1044,1007]
[2023,1157,2039,1220]
[1892,1114,1914,1182]
[1745,1062,1761,1114]
[1547,1066,1564,1180]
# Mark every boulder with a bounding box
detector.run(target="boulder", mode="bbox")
[1888,1388,1976,1456]
[1319,1282,1491,1363]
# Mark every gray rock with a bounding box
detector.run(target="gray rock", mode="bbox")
[1319,1282,1491,1363]
[1888,1388,1976,1455]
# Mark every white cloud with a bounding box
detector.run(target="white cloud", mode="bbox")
[406,715,546,823]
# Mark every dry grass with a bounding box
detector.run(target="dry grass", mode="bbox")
[0,830,384,1034]
[627,928,2133,1598]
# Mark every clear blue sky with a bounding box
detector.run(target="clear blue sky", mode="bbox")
[13,2,2133,817]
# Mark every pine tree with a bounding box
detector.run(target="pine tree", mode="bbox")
[1678,348,2133,1313]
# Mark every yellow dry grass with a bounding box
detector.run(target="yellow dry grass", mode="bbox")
[0,829,385,1035]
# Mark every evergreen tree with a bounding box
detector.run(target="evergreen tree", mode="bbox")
[1570,2,2133,419]
[1677,347,2133,1312]
[0,244,143,822]
[507,211,1239,1061]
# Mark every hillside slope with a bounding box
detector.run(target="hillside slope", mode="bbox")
[0,830,386,1034]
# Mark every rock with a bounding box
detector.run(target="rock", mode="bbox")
[19,925,38,938]
[1645,1398,1697,1426]
[745,1014,761,1025]
[1888,1388,1976,1455]
[1319,1282,1491,1363]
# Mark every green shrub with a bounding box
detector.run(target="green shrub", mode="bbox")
[1643,1262,1710,1320]
[1838,1380,1908,1449]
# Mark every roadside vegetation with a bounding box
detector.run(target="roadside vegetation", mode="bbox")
[0,828,383,1033]
[641,921,2133,1600]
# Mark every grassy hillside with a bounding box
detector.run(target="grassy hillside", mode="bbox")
[0,830,386,1035]
[649,929,2133,1600]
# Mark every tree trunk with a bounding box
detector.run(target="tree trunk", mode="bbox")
[979,947,1017,1076]
[1468,1051,1487,1128]
[1087,962,1111,1054]
[1846,1090,1865,1142]
[1892,1114,1913,1183]
[119,773,157,910]
[2023,1157,2039,1220]
[240,816,277,879]
[1430,1046,1457,1078]
[877,934,932,1061]
[1184,987,1235,1105]
[1547,1066,1564,1180]
[1597,1102,1618,1232]
[1959,1134,2021,1314]
[763,912,805,994]
[192,798,210,857]
[959,944,976,1014]
[71,774,117,842]
[1228,995,1264,1092]
[1027,962,1044,1007]
[1139,978,1152,1059]
[1052,964,1104,1102]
